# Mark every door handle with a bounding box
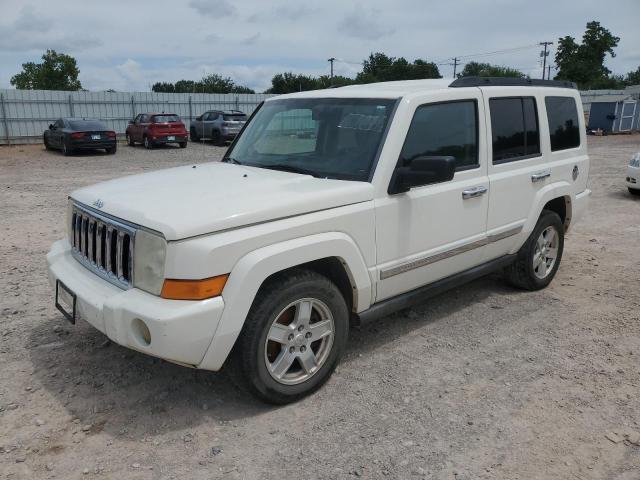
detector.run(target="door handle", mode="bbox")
[531,170,551,182]
[462,185,488,199]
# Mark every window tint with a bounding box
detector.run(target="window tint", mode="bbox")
[545,96,580,151]
[399,100,478,170]
[490,97,540,163]
[152,114,180,123]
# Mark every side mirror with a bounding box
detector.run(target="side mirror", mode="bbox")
[49,124,54,130]
[388,156,456,195]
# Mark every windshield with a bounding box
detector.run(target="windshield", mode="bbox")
[226,98,396,181]
[223,114,247,121]
[152,115,180,123]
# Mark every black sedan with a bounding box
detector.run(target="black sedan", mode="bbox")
[44,118,117,155]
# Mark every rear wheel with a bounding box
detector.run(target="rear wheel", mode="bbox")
[143,136,153,149]
[229,269,349,404]
[629,187,640,196]
[126,133,135,146]
[504,210,564,290]
[62,141,73,156]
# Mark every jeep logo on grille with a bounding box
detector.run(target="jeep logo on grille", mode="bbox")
[92,199,104,209]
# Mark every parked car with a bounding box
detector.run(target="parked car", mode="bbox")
[44,118,117,155]
[627,152,640,195]
[126,113,188,149]
[190,110,247,144]
[48,77,590,404]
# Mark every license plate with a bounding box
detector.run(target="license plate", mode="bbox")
[91,135,101,140]
[167,136,175,141]
[55,280,77,324]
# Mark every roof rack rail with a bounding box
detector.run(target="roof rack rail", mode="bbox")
[449,76,577,89]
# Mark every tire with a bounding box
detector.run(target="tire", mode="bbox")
[62,141,73,156]
[179,142,187,149]
[106,146,117,154]
[211,130,222,146]
[504,209,564,291]
[43,136,51,150]
[190,128,199,142]
[126,133,135,146]
[228,269,349,404]
[629,187,640,196]
[143,136,153,149]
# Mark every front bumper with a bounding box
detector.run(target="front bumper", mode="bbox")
[47,239,225,368]
[627,165,639,190]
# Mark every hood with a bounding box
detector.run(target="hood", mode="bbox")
[71,162,374,241]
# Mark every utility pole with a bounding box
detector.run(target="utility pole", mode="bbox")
[547,65,552,80]
[328,57,336,84]
[539,42,553,79]
[452,57,459,78]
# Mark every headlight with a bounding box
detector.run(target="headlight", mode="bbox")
[134,229,167,295]
[631,152,640,168]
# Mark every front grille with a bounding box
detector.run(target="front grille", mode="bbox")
[70,203,136,289]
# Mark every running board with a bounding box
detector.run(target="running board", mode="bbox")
[355,254,516,326]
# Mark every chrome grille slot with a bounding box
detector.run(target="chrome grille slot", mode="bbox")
[70,203,136,289]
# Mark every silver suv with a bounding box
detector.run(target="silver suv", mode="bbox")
[190,110,248,145]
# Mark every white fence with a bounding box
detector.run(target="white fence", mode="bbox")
[0,89,274,144]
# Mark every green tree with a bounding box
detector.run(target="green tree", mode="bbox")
[458,61,526,78]
[265,72,319,94]
[355,52,441,83]
[152,75,254,94]
[10,50,82,90]
[554,21,620,88]
[624,66,640,86]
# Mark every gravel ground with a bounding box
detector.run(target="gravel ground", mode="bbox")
[1,136,639,480]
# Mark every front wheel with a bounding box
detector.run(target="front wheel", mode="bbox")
[126,133,135,146]
[504,210,564,290]
[629,187,640,196]
[229,269,349,404]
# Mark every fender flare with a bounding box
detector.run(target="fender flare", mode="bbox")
[522,181,573,236]
[198,231,371,370]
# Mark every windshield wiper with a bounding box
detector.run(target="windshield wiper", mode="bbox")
[222,157,242,165]
[260,163,320,178]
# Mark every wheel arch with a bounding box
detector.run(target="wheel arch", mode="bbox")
[523,182,574,235]
[198,232,372,371]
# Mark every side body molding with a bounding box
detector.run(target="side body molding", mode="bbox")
[198,232,372,371]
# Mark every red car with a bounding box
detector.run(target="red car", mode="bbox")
[126,113,188,149]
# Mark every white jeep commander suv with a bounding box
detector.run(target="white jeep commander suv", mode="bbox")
[48,77,590,403]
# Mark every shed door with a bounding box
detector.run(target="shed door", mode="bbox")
[620,102,637,132]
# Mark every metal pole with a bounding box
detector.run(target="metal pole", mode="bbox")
[540,42,553,79]
[235,96,239,111]
[0,93,10,145]
[188,96,192,127]
[68,95,74,117]
[130,95,135,119]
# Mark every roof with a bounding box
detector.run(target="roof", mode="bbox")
[270,77,577,101]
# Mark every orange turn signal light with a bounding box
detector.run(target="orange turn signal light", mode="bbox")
[161,274,229,300]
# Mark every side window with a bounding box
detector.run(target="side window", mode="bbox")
[54,119,64,129]
[141,114,149,123]
[196,114,203,121]
[134,114,142,124]
[208,113,219,121]
[399,100,478,171]
[490,97,540,163]
[545,96,580,151]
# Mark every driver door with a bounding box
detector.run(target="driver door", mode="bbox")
[374,92,490,301]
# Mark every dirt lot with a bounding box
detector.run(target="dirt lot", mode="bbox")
[1,136,639,480]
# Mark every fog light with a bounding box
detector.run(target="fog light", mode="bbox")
[131,318,151,346]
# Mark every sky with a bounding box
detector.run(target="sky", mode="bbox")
[0,0,638,93]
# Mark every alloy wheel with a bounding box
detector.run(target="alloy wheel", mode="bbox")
[533,226,559,279]
[264,298,335,386]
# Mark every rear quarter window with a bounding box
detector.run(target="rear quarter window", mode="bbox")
[545,96,580,151]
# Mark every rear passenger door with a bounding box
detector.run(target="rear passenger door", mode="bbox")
[483,91,548,260]
[205,112,219,137]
